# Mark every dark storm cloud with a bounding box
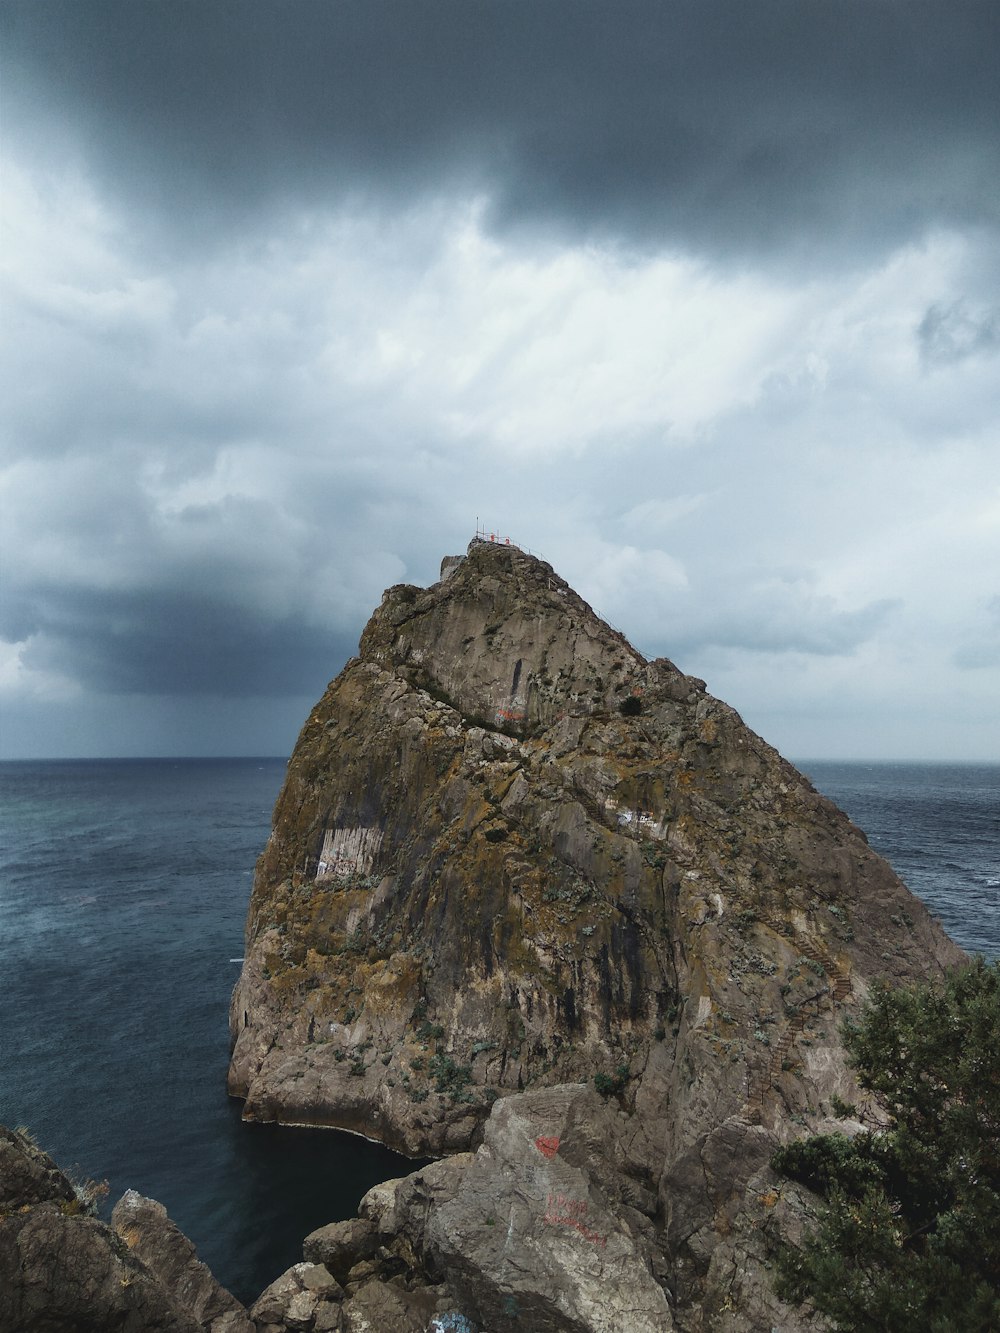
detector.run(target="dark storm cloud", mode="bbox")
[4,0,998,265]
[14,584,356,697]
[2,0,998,761]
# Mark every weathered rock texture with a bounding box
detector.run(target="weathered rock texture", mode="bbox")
[112,1190,254,1333]
[0,1124,251,1333]
[228,538,964,1329]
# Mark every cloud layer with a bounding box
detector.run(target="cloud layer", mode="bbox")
[5,1,998,263]
[1,1,998,759]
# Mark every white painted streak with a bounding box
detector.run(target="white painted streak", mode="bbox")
[316,826,383,879]
[605,798,667,841]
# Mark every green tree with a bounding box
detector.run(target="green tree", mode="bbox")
[771,958,1000,1331]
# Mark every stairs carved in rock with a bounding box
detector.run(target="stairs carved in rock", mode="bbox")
[745,928,853,1122]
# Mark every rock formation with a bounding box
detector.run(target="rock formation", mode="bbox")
[0,1124,252,1333]
[228,537,964,1329]
[111,1191,254,1333]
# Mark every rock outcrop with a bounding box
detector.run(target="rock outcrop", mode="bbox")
[228,537,964,1328]
[0,1124,252,1333]
[112,1190,254,1333]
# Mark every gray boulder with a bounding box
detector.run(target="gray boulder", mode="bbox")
[302,1218,377,1280]
[353,1085,672,1332]
[250,1261,344,1331]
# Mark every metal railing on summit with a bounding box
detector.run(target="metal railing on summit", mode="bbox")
[472,521,544,563]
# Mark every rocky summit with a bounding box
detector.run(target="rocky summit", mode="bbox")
[228,537,963,1330]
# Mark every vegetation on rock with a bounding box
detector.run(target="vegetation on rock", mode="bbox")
[226,539,967,1328]
[772,958,1000,1331]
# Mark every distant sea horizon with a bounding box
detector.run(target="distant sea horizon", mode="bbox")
[1,756,996,1302]
[3,753,994,763]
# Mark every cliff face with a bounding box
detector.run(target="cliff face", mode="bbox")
[228,538,963,1328]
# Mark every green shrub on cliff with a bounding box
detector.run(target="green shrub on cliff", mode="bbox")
[594,1063,630,1097]
[772,958,1000,1331]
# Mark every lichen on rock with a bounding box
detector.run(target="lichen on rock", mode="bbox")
[227,537,965,1328]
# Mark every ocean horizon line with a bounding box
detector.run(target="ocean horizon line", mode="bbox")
[1,753,997,768]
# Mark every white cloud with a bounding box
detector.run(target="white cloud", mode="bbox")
[1,146,998,759]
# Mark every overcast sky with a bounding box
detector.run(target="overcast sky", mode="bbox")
[2,0,998,761]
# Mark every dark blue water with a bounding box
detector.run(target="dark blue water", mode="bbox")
[800,761,999,960]
[0,759,420,1304]
[1,759,997,1304]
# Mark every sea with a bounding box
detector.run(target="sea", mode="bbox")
[1,757,997,1303]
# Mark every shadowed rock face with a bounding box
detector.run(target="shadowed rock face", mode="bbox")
[111,1191,253,1332]
[0,1125,251,1333]
[228,538,964,1327]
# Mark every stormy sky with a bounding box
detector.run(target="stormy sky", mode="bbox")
[2,0,998,760]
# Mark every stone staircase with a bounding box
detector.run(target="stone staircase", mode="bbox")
[745,928,853,1122]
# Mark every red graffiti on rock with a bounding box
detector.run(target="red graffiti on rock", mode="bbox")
[543,1193,607,1247]
[535,1136,560,1159]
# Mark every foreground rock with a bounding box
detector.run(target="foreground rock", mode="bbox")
[257,1082,820,1333]
[112,1190,254,1332]
[370,1084,672,1332]
[229,538,964,1327]
[0,1125,252,1333]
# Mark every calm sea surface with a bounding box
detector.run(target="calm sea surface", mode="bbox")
[1,757,997,1301]
[799,761,999,959]
[0,759,420,1303]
